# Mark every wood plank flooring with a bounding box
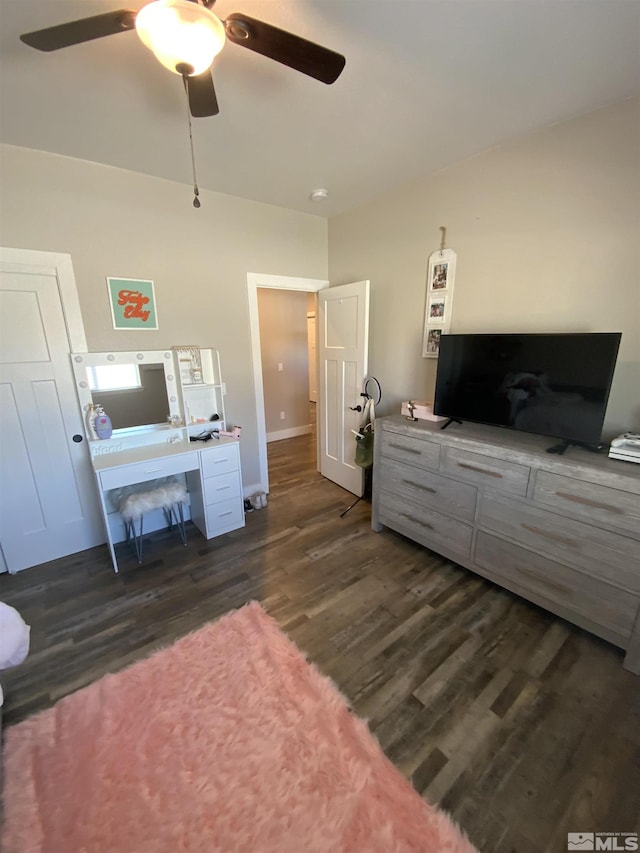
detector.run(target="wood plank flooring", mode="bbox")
[1,430,639,852]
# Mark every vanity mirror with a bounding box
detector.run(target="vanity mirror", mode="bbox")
[71,350,181,437]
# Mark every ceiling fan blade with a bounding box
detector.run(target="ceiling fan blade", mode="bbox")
[224,14,345,84]
[185,71,219,117]
[20,10,137,52]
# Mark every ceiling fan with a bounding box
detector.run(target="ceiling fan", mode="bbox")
[19,0,346,118]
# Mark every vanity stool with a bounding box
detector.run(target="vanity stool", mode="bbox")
[118,478,188,564]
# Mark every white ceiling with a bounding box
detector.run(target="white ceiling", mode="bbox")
[1,0,639,217]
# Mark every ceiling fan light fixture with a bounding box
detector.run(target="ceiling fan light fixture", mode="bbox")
[135,0,225,76]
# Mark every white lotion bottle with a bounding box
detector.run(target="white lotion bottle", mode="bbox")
[94,405,113,440]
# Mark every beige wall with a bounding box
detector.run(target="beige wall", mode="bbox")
[257,288,310,437]
[328,97,640,440]
[0,144,328,487]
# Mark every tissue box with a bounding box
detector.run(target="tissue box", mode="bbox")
[400,400,446,422]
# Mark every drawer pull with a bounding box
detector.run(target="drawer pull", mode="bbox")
[143,467,163,474]
[399,512,433,530]
[403,479,436,494]
[554,490,623,515]
[521,523,576,547]
[214,458,230,465]
[219,511,233,518]
[458,462,502,479]
[389,442,421,455]
[214,485,231,492]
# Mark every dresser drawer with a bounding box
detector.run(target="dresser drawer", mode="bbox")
[201,445,239,478]
[479,492,640,593]
[378,492,473,562]
[205,498,244,536]
[442,446,530,496]
[203,471,241,506]
[380,430,440,471]
[533,470,640,536]
[475,531,639,643]
[99,452,197,491]
[379,457,477,522]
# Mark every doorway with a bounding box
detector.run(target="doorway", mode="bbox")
[247,273,329,495]
[247,274,371,499]
[257,288,317,443]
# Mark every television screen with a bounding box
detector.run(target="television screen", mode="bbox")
[433,332,621,447]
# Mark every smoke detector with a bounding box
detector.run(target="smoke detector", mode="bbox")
[310,188,329,202]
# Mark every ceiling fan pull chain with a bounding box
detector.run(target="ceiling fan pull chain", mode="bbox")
[183,77,201,208]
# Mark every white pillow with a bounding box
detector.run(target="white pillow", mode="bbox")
[0,602,30,669]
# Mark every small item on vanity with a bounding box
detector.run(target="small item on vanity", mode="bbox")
[209,414,220,422]
[85,403,98,439]
[94,406,113,440]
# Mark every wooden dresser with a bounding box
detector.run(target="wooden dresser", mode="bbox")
[372,415,640,673]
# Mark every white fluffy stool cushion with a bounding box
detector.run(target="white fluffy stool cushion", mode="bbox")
[120,480,188,522]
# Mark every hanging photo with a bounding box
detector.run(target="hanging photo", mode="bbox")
[430,262,449,290]
[428,293,447,320]
[422,248,457,358]
[424,328,442,356]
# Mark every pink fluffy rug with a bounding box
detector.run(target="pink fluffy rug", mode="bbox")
[2,602,477,852]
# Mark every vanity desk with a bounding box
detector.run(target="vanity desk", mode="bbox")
[71,348,244,572]
[92,435,244,573]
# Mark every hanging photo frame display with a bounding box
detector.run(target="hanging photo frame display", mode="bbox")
[422,247,457,358]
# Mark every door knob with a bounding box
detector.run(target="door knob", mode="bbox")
[72,434,83,442]
[349,405,362,412]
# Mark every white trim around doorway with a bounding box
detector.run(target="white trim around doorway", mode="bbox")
[246,273,329,495]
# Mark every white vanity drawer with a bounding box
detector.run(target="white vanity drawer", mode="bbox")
[205,498,244,536]
[98,452,197,491]
[201,445,239,478]
[203,471,242,506]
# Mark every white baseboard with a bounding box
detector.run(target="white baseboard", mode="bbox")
[266,424,312,443]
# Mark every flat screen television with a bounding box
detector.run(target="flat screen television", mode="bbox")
[433,332,621,451]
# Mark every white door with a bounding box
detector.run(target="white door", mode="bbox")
[318,280,370,496]
[0,249,104,573]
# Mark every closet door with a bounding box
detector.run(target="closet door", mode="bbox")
[0,249,103,572]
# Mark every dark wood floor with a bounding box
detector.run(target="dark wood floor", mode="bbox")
[2,431,639,852]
